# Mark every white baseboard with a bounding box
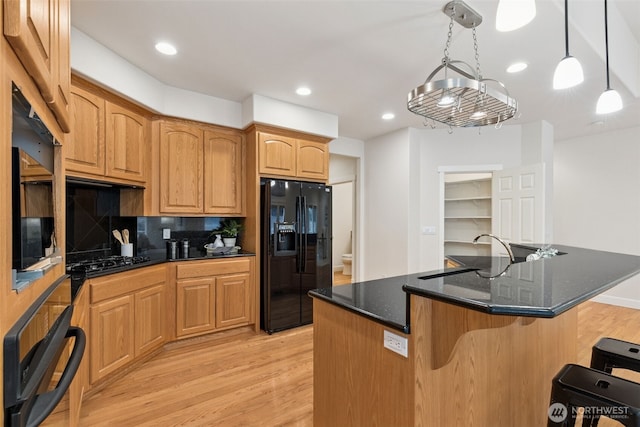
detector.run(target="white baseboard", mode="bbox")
[333,265,344,272]
[591,294,640,310]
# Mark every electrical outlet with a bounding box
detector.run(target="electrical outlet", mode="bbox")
[383,330,408,357]
[162,228,171,239]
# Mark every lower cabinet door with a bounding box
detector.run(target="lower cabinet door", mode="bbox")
[216,273,251,329]
[134,285,166,356]
[176,278,216,337]
[90,294,135,383]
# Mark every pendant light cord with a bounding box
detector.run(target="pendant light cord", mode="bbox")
[564,0,569,57]
[604,0,611,90]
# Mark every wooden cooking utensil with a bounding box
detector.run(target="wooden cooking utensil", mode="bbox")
[122,229,129,244]
[112,229,125,245]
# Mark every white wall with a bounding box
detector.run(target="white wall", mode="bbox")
[329,137,365,281]
[414,125,523,273]
[360,124,545,280]
[363,128,412,280]
[554,126,640,309]
[71,28,338,137]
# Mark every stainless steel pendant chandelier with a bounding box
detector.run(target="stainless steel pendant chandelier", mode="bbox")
[407,0,518,128]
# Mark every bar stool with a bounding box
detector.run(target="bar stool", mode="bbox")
[588,338,640,426]
[591,337,640,374]
[548,364,640,426]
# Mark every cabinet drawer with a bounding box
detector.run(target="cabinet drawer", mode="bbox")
[90,265,166,303]
[176,258,251,279]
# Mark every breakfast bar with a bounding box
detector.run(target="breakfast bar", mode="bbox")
[309,245,640,426]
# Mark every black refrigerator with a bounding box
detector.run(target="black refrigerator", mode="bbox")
[261,178,332,333]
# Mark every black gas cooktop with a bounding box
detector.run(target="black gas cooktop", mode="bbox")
[67,255,151,275]
[67,255,153,299]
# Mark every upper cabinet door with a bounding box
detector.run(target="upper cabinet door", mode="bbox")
[105,102,148,183]
[4,0,71,131]
[297,139,328,181]
[67,86,106,176]
[203,130,244,215]
[159,121,203,214]
[258,132,296,177]
[49,0,71,132]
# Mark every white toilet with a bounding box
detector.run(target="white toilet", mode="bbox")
[341,254,352,276]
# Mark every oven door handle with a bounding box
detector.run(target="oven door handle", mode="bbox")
[26,326,86,427]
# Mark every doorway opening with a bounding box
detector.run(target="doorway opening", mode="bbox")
[443,172,493,261]
[330,154,358,286]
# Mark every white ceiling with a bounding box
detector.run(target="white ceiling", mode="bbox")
[70,0,640,142]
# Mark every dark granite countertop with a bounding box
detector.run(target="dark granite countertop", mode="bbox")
[309,244,640,333]
[84,251,255,280]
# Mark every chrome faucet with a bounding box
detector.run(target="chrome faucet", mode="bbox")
[472,233,515,264]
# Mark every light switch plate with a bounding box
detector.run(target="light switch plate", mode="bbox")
[162,228,171,239]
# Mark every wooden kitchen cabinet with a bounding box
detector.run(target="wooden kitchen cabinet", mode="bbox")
[105,102,148,183]
[67,82,149,185]
[68,283,89,427]
[215,272,251,329]
[90,294,135,383]
[203,130,244,214]
[89,265,166,384]
[257,129,330,181]
[67,86,105,176]
[158,121,203,213]
[4,0,71,132]
[176,278,216,337]
[175,257,255,338]
[158,119,244,215]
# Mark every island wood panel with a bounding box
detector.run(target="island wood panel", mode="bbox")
[313,299,414,427]
[412,297,578,427]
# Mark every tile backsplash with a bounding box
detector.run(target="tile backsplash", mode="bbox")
[66,184,229,261]
[136,217,221,260]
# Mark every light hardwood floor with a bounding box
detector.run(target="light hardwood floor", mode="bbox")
[46,300,640,427]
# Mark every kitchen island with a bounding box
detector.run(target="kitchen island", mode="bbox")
[309,245,640,426]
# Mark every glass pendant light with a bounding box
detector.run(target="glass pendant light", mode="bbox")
[553,0,583,89]
[496,0,536,32]
[596,0,623,114]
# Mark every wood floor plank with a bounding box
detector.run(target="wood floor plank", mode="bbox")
[43,300,640,426]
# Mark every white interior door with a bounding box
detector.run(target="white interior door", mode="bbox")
[491,163,545,254]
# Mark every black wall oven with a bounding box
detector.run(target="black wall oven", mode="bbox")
[3,276,85,427]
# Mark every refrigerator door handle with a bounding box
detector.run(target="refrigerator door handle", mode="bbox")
[296,196,303,273]
[301,196,308,273]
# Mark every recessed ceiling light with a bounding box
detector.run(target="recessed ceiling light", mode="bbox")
[382,112,395,120]
[506,62,528,73]
[155,42,177,56]
[296,87,312,96]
